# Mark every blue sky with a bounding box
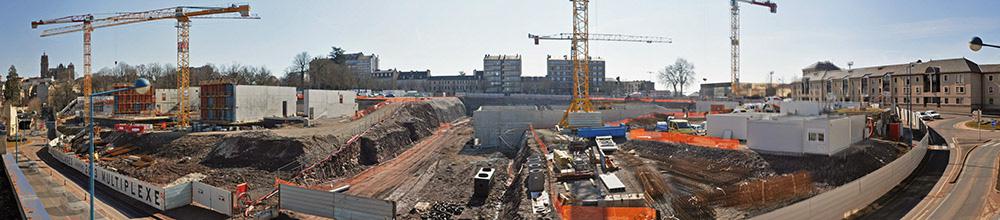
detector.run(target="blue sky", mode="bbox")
[4,1,1000,92]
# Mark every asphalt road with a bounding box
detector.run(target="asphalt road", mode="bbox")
[926,140,1000,219]
[906,114,1000,219]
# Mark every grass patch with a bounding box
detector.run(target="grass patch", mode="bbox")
[964,120,1000,130]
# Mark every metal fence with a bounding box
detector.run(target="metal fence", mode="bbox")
[278,184,395,220]
[47,147,234,216]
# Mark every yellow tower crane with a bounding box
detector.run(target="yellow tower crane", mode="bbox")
[32,4,258,128]
[729,0,777,97]
[532,0,671,128]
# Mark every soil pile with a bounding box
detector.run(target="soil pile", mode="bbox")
[95,98,466,195]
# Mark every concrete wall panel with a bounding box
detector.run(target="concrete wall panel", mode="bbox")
[303,90,358,119]
[234,85,297,123]
[707,114,750,140]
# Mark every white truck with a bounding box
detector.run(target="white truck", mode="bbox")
[596,136,618,153]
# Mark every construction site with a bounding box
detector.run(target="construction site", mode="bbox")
[0,1,948,220]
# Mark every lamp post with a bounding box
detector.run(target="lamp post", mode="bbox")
[970,36,1000,141]
[970,36,1000,52]
[87,78,149,220]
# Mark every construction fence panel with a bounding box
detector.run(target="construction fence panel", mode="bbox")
[165,182,192,210]
[333,193,396,220]
[279,184,336,218]
[192,181,233,216]
[278,184,395,219]
[48,147,168,210]
[752,134,928,220]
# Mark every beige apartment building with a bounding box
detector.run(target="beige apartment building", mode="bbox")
[793,58,1000,114]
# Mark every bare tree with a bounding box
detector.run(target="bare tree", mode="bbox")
[288,52,310,88]
[658,58,696,96]
[673,58,696,96]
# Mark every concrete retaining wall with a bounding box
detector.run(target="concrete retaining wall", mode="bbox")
[473,104,672,147]
[303,90,357,119]
[234,85,297,123]
[752,130,929,219]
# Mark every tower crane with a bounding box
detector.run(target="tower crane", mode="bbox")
[32,4,258,128]
[532,0,671,128]
[729,0,776,97]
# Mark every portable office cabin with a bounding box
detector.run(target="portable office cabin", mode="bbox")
[746,115,865,155]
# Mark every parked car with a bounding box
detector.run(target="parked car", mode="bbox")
[916,111,933,121]
[925,110,942,119]
[668,119,696,134]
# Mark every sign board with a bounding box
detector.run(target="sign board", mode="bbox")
[49,148,166,209]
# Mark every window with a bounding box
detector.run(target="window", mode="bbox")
[945,98,949,104]
[944,75,949,82]
[991,75,994,81]
[944,87,949,93]
[991,87,995,94]
[958,87,965,93]
[957,98,964,104]
[808,132,825,142]
[991,98,995,105]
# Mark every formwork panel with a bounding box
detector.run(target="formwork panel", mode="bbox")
[113,83,156,116]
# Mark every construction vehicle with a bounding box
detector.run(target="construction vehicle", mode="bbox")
[530,0,671,128]
[668,119,696,134]
[32,4,259,128]
[728,0,778,97]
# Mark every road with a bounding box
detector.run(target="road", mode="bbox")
[905,114,1000,219]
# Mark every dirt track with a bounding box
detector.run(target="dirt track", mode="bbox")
[340,118,473,198]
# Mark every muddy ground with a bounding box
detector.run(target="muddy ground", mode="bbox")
[621,139,907,219]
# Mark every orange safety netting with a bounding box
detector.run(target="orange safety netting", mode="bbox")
[628,129,739,150]
[559,205,657,220]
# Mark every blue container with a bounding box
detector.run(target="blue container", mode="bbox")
[577,125,628,138]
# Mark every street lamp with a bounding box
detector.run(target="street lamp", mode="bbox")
[87,78,149,220]
[970,36,1000,52]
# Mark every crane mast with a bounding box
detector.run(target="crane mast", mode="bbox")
[32,4,258,128]
[565,0,592,127]
[730,0,776,98]
[533,0,671,127]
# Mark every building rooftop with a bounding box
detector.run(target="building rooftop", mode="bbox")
[546,55,604,61]
[397,70,430,80]
[484,54,521,60]
[802,58,982,80]
[428,75,478,81]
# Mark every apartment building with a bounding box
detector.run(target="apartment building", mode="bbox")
[793,58,1000,113]
[343,52,379,77]
[484,54,522,93]
[546,55,605,95]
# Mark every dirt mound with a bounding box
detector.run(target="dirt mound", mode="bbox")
[202,131,336,171]
[622,140,773,180]
[99,98,467,195]
[759,140,905,187]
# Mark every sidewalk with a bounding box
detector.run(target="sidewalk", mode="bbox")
[7,137,127,220]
